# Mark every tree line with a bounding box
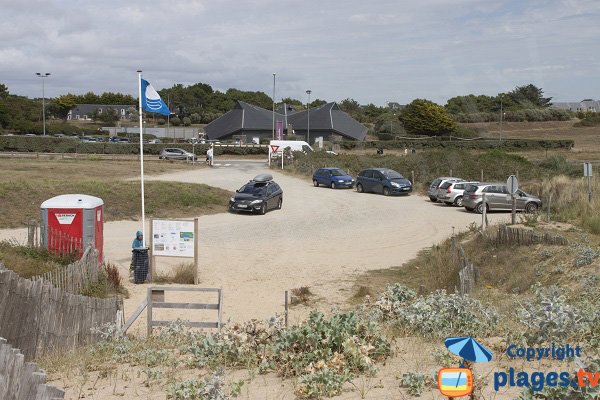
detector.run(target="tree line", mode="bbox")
[0,82,580,137]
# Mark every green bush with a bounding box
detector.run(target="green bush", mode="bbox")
[454,108,572,123]
[335,138,574,151]
[574,116,600,127]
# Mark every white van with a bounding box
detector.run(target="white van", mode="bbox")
[269,140,313,159]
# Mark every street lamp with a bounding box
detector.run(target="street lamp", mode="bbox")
[499,94,503,142]
[390,112,396,134]
[272,73,276,140]
[306,90,311,144]
[36,72,51,136]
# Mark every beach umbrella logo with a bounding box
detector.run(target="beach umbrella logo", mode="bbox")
[444,336,493,363]
[437,336,493,398]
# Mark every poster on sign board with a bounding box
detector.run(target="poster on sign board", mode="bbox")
[151,219,195,258]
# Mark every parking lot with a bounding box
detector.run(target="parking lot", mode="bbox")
[0,160,508,331]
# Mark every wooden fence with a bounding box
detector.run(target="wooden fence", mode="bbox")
[0,337,65,400]
[31,246,99,294]
[46,227,83,258]
[0,264,122,360]
[495,225,569,246]
[452,238,479,295]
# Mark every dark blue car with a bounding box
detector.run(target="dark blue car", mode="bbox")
[312,167,354,189]
[356,168,412,196]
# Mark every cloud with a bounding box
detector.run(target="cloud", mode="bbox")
[1,0,599,104]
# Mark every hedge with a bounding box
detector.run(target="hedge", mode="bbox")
[0,136,268,155]
[338,138,574,151]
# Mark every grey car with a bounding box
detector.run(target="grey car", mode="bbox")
[437,181,478,207]
[462,183,542,214]
[427,177,463,202]
[159,148,197,161]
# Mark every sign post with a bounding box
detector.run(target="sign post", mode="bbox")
[584,162,593,203]
[150,218,199,284]
[507,175,519,225]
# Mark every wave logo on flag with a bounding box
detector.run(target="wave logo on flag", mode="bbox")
[141,79,171,116]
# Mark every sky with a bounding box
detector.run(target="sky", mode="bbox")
[1,0,599,106]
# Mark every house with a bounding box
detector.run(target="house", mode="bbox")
[67,104,134,121]
[204,100,367,143]
[551,100,600,113]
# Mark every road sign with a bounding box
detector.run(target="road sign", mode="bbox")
[507,175,519,195]
[584,162,593,177]
[270,145,280,153]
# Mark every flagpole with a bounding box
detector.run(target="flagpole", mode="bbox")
[137,70,146,248]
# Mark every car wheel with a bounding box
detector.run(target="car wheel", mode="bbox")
[357,183,364,193]
[383,187,390,196]
[313,179,319,187]
[330,182,336,189]
[525,202,538,213]
[476,202,487,214]
[454,196,463,207]
[277,197,282,209]
[260,204,266,215]
[429,196,437,202]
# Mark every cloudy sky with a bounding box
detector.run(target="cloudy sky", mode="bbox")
[1,0,599,105]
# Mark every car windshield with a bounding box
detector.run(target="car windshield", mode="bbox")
[383,170,404,179]
[331,169,347,176]
[239,183,267,195]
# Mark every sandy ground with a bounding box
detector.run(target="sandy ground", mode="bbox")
[0,161,536,399]
[0,160,507,334]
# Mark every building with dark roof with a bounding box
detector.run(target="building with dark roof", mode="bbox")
[67,104,134,121]
[204,100,367,143]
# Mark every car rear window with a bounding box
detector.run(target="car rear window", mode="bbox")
[464,184,478,193]
[440,182,452,189]
[431,179,442,187]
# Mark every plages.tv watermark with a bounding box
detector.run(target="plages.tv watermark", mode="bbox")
[437,338,599,398]
[493,343,599,392]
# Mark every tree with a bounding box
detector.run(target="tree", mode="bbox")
[399,99,457,136]
[182,117,191,126]
[445,94,496,114]
[52,94,78,119]
[339,98,360,113]
[508,84,552,109]
[0,83,8,99]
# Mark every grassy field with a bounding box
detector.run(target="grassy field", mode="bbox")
[0,159,232,228]
[467,120,600,161]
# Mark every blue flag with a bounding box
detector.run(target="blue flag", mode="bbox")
[141,79,171,116]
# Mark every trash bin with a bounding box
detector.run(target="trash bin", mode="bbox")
[132,248,149,284]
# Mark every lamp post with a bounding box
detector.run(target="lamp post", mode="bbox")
[499,94,503,142]
[36,72,50,136]
[272,73,276,140]
[306,90,311,144]
[391,112,396,134]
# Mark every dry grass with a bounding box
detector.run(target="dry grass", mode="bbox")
[467,120,600,161]
[0,159,232,228]
[153,263,196,284]
[290,286,314,305]
[0,240,78,278]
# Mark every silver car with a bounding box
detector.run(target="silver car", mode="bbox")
[427,177,463,202]
[159,148,197,161]
[437,181,478,207]
[463,183,542,214]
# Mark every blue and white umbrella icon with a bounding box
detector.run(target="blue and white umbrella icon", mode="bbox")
[444,336,493,363]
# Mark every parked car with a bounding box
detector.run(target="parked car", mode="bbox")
[427,177,463,202]
[79,136,97,142]
[462,183,542,214]
[356,168,412,196]
[148,138,162,144]
[159,148,197,160]
[108,137,131,143]
[312,167,354,189]
[437,181,479,207]
[229,174,283,214]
